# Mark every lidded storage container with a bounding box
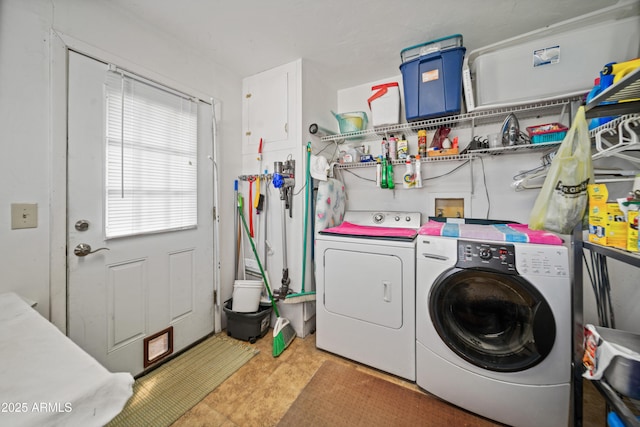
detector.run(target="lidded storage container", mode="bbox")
[367,82,400,128]
[224,299,272,343]
[399,34,466,121]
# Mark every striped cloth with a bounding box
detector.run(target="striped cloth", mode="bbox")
[418,220,563,245]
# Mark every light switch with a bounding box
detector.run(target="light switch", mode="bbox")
[11,203,38,229]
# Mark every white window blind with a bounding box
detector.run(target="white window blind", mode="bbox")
[104,71,198,239]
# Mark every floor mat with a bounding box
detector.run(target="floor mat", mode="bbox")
[277,360,502,427]
[106,334,258,427]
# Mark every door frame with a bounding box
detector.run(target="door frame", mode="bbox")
[49,30,223,335]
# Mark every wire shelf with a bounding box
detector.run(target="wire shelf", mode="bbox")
[334,153,474,169]
[321,96,582,143]
[469,140,562,155]
[586,66,640,119]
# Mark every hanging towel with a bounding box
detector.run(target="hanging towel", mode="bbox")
[315,178,346,234]
[320,221,417,241]
[310,154,330,181]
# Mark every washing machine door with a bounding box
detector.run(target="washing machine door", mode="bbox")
[429,268,555,372]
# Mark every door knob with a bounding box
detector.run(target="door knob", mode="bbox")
[74,243,110,257]
[75,220,90,231]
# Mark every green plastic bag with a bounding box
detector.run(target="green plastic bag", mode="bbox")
[529,106,594,234]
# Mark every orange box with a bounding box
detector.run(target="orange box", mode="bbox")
[427,147,459,157]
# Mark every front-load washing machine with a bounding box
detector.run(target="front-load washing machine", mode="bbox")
[416,234,571,427]
[315,210,420,381]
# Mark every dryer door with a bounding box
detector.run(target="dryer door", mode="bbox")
[324,248,403,328]
[429,268,555,372]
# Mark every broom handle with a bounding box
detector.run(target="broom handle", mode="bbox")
[238,195,280,318]
[301,142,311,293]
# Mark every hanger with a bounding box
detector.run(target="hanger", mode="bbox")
[593,115,640,164]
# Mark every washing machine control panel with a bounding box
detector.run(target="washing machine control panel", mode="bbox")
[456,240,517,274]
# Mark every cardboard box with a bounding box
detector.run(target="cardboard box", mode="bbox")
[587,184,627,249]
[427,147,459,157]
[628,210,639,252]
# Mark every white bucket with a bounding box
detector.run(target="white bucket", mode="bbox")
[232,280,263,313]
[368,82,400,128]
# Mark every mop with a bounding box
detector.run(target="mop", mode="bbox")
[238,194,295,357]
[284,141,316,303]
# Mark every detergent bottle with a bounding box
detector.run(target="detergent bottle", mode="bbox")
[403,159,415,189]
[415,155,423,188]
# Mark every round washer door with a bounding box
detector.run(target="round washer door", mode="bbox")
[429,268,555,372]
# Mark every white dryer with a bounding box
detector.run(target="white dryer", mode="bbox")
[416,234,571,427]
[315,211,420,381]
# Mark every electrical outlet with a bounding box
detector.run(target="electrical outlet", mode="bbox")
[11,203,38,229]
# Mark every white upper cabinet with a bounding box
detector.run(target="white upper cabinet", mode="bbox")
[242,61,298,155]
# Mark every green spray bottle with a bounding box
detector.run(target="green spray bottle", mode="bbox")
[381,156,388,188]
[386,159,395,189]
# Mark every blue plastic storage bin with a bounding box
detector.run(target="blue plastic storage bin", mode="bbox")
[400,35,466,121]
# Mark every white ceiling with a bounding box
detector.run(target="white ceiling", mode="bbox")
[106,0,618,91]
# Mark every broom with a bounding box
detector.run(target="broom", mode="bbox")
[238,194,295,357]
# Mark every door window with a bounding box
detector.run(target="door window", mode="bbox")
[430,269,556,372]
[104,70,198,238]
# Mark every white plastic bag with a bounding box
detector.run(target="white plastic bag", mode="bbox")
[529,106,594,234]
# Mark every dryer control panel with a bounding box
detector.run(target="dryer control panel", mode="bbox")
[455,240,517,274]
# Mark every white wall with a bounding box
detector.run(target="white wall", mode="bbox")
[0,0,242,329]
[336,76,640,334]
[335,76,556,223]
[0,0,57,317]
[1,0,637,337]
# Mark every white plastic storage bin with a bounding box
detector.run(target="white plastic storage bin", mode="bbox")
[463,1,640,110]
[232,280,263,313]
[368,82,400,127]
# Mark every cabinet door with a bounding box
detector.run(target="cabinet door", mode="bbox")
[242,64,296,155]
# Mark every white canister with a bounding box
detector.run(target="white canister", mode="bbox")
[368,82,400,128]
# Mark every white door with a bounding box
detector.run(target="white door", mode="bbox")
[67,51,215,376]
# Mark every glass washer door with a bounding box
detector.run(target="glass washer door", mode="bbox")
[429,268,556,372]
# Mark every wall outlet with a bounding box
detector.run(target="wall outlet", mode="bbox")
[11,203,38,229]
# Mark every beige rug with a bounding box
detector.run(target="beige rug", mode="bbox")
[106,334,258,427]
[277,360,503,427]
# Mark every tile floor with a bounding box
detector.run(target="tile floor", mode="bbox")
[171,331,607,427]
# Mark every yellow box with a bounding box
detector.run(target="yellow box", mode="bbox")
[587,184,627,249]
[628,210,639,252]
